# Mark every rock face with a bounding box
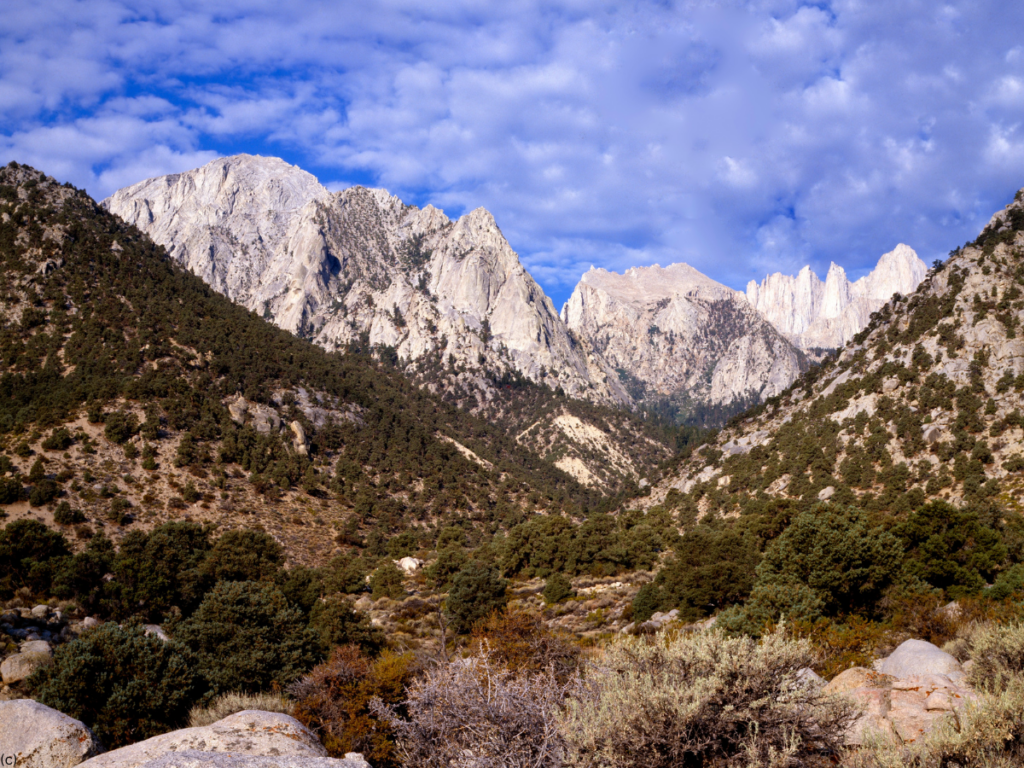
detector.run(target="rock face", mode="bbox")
[103,155,627,407]
[79,711,330,768]
[744,244,927,351]
[561,264,806,412]
[0,699,103,768]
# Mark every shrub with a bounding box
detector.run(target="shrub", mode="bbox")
[309,595,385,655]
[385,530,417,559]
[103,410,139,445]
[181,480,201,504]
[29,479,59,507]
[844,679,1024,767]
[188,691,294,728]
[111,521,212,621]
[0,476,21,504]
[444,561,508,634]
[174,581,320,694]
[963,621,1024,693]
[542,572,574,604]
[632,582,661,623]
[291,645,415,768]
[470,610,581,683]
[559,627,854,768]
[425,545,467,590]
[29,622,205,748]
[42,427,73,451]
[725,505,903,634]
[0,519,69,597]
[375,649,568,768]
[990,564,1024,601]
[107,496,131,524]
[370,561,406,600]
[323,554,369,595]
[897,502,1008,598]
[53,501,85,525]
[200,528,284,583]
[655,525,760,621]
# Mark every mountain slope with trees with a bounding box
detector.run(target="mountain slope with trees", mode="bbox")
[628,188,1024,630]
[0,161,618,564]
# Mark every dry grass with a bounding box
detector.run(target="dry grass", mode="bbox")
[187,691,294,728]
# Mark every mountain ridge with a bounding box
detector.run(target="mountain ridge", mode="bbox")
[744,244,928,351]
[103,154,628,407]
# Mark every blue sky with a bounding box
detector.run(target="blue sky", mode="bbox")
[3,1,1024,308]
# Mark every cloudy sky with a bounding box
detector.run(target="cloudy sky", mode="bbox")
[3,1,1024,307]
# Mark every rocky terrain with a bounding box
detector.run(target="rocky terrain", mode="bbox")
[744,244,928,352]
[561,263,807,424]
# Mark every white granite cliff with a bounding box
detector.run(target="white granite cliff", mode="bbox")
[103,155,628,406]
[561,264,806,408]
[745,244,928,351]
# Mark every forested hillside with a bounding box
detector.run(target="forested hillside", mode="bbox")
[0,162,625,565]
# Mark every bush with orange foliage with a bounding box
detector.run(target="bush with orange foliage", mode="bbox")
[470,609,582,683]
[288,645,416,768]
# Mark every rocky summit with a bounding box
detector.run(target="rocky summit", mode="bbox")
[744,244,928,352]
[561,263,806,421]
[103,155,627,408]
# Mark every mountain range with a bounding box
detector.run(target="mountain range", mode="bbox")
[103,154,926,429]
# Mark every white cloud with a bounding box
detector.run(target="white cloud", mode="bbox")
[3,0,1024,307]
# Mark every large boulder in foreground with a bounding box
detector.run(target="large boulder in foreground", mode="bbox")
[876,639,965,682]
[132,753,370,768]
[0,699,103,768]
[78,711,364,768]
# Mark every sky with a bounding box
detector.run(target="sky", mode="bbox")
[3,1,1024,309]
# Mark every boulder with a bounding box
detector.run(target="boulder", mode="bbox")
[1,650,52,684]
[877,639,965,682]
[394,557,422,573]
[143,626,169,642]
[817,485,835,501]
[31,605,51,619]
[822,667,894,695]
[795,667,825,688]
[79,711,327,768]
[888,688,947,742]
[289,421,309,456]
[133,753,370,768]
[0,699,103,768]
[22,640,53,656]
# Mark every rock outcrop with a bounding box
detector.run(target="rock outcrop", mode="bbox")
[78,711,360,768]
[103,155,627,408]
[823,641,975,746]
[744,244,928,351]
[0,700,103,768]
[561,264,806,413]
